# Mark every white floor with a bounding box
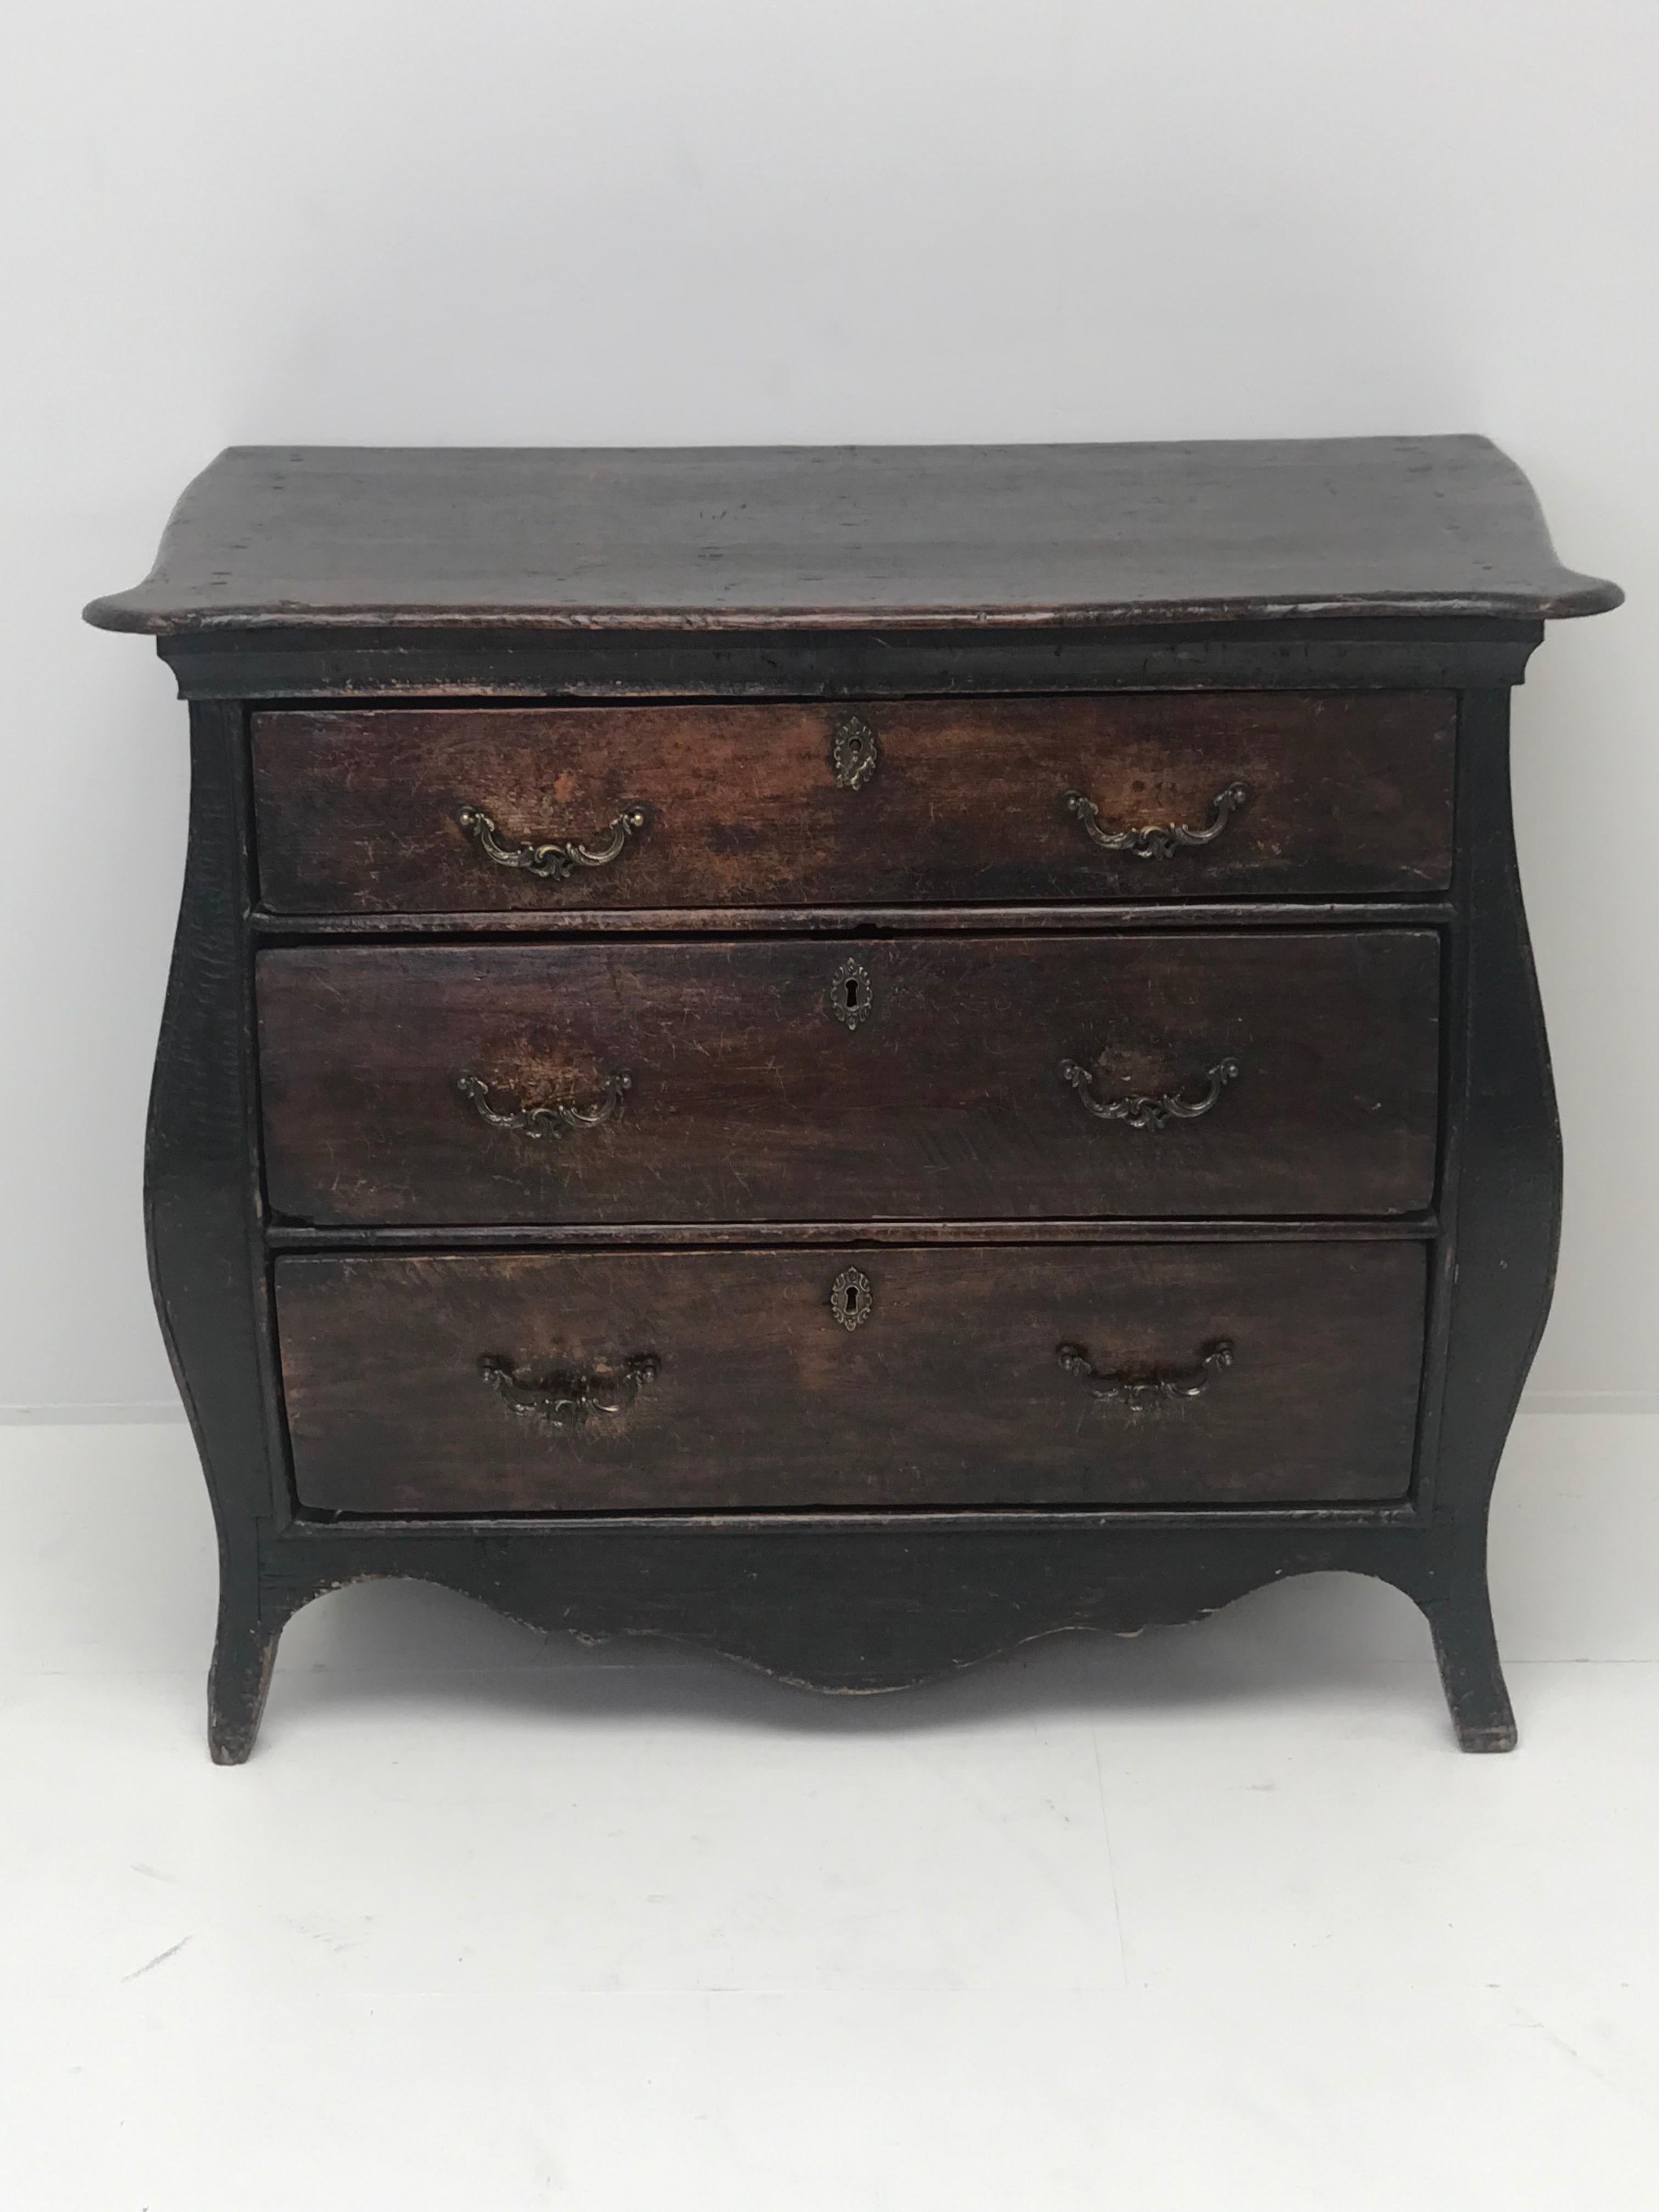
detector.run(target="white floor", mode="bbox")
[1,1417,1656,2210]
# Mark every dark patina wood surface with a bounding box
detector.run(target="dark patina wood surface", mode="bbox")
[85,437,1620,1758]
[274,1243,1428,1514]
[83,438,1619,634]
[256,932,1441,1226]
[251,693,1455,911]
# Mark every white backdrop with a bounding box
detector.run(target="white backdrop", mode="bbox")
[2,0,1654,1414]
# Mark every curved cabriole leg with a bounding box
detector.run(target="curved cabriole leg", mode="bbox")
[1424,690,1563,1755]
[148,704,289,1763]
[208,1584,287,1764]
[1424,1544,1516,1753]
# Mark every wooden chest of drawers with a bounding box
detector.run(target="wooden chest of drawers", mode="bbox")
[87,437,1619,1759]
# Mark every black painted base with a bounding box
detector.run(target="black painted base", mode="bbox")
[207,1594,287,1765]
[210,1517,1516,1760]
[1425,1577,1518,1753]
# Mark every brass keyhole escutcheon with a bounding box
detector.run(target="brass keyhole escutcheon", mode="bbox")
[830,1267,874,1331]
[828,955,874,1030]
[831,713,880,791]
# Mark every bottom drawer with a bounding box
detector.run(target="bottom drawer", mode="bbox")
[275,1243,1428,1514]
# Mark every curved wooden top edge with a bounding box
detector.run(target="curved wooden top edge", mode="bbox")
[82,583,1624,635]
[82,436,1625,636]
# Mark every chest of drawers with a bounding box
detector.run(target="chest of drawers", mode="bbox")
[87,437,1619,1760]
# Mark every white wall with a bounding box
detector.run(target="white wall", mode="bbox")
[3,0,1654,1414]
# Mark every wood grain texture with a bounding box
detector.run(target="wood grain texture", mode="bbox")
[256,932,1441,1227]
[274,1243,1429,1513]
[252,900,1455,940]
[83,438,1620,634]
[266,1215,1438,1252]
[251,693,1455,912]
[86,438,1617,1757]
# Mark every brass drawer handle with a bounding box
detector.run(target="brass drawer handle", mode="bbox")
[458,802,648,882]
[479,1352,659,1430]
[1060,1055,1239,1131]
[1062,781,1249,859]
[1057,1339,1233,1410]
[457,1069,630,1138]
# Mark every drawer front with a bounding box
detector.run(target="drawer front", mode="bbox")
[258,932,1440,1226]
[251,695,1455,913]
[275,1243,1428,1513]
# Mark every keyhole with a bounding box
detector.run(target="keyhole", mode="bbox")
[829,958,872,1030]
[830,1266,873,1330]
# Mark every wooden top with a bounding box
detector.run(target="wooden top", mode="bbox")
[84,437,1620,636]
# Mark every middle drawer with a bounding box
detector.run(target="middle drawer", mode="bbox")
[258,933,1439,1226]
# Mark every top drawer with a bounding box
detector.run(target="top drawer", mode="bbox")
[250,694,1455,915]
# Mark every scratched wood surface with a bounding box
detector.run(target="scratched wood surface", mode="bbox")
[256,931,1441,1227]
[83,436,1620,1757]
[83,438,1621,633]
[251,693,1456,912]
[274,1242,1430,1512]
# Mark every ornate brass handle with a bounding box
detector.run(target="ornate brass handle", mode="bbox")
[479,1352,659,1430]
[1060,1055,1239,1131]
[458,802,648,882]
[1062,782,1249,860]
[1057,1339,1233,1410]
[457,1070,630,1138]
